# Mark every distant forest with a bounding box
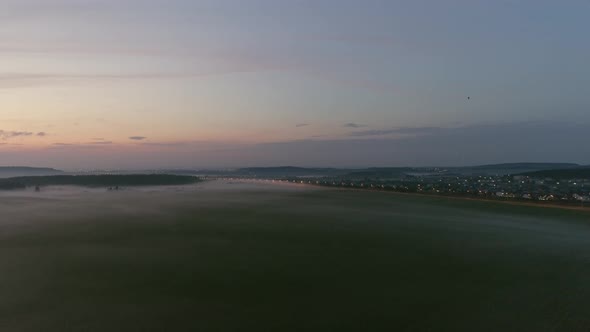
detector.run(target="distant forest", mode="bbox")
[0,174,201,190]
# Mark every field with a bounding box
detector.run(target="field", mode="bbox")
[1,180,589,331]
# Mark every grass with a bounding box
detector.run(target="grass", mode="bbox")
[1,183,589,331]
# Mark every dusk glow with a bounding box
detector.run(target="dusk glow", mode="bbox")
[2,3,590,330]
[2,0,589,169]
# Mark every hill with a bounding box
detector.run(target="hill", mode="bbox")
[188,163,586,179]
[445,163,580,176]
[341,167,417,179]
[467,162,579,170]
[235,167,351,177]
[520,167,590,179]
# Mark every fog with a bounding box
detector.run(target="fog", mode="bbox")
[1,179,586,246]
[0,180,320,227]
[2,180,590,331]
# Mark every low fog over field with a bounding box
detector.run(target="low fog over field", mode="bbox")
[1,180,590,331]
[0,180,312,225]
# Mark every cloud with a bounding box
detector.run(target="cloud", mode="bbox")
[348,126,445,137]
[0,130,49,140]
[129,136,147,141]
[208,121,588,167]
[343,123,366,128]
[88,141,113,145]
[3,121,588,169]
[0,130,34,140]
[52,140,114,147]
[138,140,245,150]
[295,123,310,128]
[0,49,296,89]
[139,142,188,147]
[50,141,118,150]
[0,73,193,89]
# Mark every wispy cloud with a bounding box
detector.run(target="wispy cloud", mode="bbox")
[5,121,588,169]
[88,141,113,145]
[0,130,49,140]
[0,130,33,139]
[295,123,310,128]
[210,121,590,167]
[139,142,188,147]
[129,136,147,141]
[348,126,444,137]
[343,123,366,128]
[0,49,297,89]
[0,70,235,89]
[50,142,117,150]
[0,72,193,89]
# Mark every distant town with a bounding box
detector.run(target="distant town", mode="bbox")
[207,164,590,207]
[1,163,589,207]
[273,174,590,206]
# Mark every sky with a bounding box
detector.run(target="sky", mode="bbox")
[1,0,589,169]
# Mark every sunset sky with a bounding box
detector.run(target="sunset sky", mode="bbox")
[1,0,589,169]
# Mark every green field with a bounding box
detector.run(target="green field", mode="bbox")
[1,181,589,331]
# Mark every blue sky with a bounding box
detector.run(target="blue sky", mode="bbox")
[1,0,589,169]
